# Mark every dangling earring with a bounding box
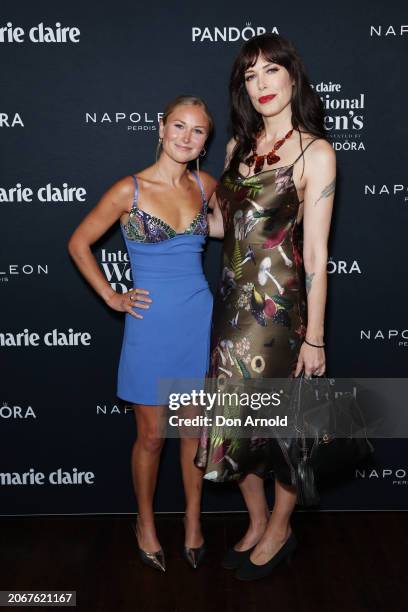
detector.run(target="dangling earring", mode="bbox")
[156,137,163,162]
[196,147,206,173]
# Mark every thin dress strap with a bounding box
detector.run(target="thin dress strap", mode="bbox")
[131,174,139,209]
[292,134,321,180]
[192,171,207,210]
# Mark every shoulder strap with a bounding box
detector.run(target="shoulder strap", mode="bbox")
[192,171,207,208]
[292,137,321,165]
[131,175,139,209]
[292,135,322,180]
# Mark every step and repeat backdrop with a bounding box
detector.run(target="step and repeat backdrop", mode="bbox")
[1,1,407,515]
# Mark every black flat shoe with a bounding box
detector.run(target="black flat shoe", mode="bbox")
[131,523,166,573]
[222,545,256,570]
[184,542,206,569]
[235,532,297,581]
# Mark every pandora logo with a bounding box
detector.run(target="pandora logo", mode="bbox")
[327,259,361,274]
[0,113,24,127]
[0,403,37,419]
[192,23,279,42]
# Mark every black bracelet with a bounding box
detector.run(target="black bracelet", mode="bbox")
[304,338,325,348]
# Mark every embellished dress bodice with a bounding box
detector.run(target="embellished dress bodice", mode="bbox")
[121,172,208,244]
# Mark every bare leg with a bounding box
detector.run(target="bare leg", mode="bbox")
[249,478,297,565]
[233,473,270,551]
[131,404,166,552]
[180,437,204,548]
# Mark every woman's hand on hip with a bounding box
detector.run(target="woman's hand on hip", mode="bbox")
[106,288,151,319]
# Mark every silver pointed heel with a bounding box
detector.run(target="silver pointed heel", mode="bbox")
[131,522,166,572]
[138,547,166,572]
[183,542,206,569]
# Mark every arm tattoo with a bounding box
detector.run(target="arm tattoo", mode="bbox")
[305,272,315,295]
[314,179,336,207]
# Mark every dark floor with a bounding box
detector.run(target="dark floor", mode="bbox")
[0,512,406,612]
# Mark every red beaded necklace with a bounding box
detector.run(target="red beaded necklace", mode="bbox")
[246,128,294,174]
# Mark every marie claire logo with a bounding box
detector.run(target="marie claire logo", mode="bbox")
[327,258,361,274]
[0,183,87,204]
[0,263,48,284]
[311,82,365,152]
[96,402,135,415]
[100,249,131,293]
[0,468,95,486]
[192,22,279,43]
[0,22,80,43]
[364,184,408,204]
[1,402,37,419]
[0,328,92,347]
[85,111,161,132]
[369,25,408,37]
[356,467,408,485]
[0,113,23,127]
[360,329,408,348]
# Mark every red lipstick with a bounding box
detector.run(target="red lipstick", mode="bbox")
[258,94,276,104]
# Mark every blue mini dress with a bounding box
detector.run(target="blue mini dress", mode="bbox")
[117,172,213,405]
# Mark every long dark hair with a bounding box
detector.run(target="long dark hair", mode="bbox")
[229,34,325,173]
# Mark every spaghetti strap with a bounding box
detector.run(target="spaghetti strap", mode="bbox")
[192,171,207,209]
[292,137,321,165]
[292,136,322,180]
[131,174,139,209]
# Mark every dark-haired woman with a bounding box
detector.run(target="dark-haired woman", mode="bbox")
[68,96,217,572]
[196,34,336,580]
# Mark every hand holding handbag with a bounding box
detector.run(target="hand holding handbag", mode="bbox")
[282,374,375,506]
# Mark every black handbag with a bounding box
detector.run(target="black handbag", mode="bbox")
[275,374,375,506]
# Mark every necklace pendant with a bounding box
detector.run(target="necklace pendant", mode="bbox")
[254,156,265,174]
[250,128,294,172]
[266,152,280,165]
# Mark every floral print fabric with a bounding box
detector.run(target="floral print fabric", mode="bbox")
[195,164,307,482]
